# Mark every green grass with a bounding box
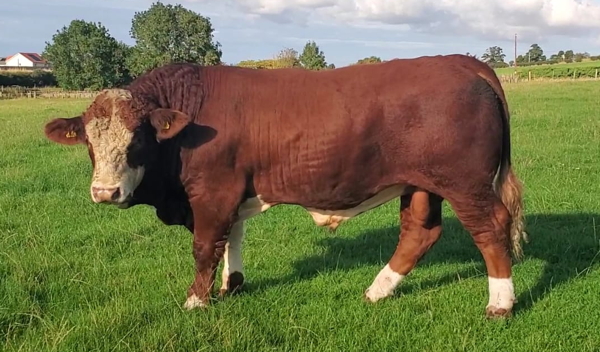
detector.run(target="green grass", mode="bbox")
[1,82,600,351]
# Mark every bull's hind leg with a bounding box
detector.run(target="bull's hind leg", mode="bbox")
[447,194,515,318]
[219,221,245,296]
[365,190,443,302]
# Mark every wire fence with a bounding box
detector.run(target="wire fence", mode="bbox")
[0,86,97,100]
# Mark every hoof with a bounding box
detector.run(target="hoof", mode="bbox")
[183,294,207,310]
[228,271,245,293]
[220,271,245,297]
[485,305,512,319]
[364,288,388,303]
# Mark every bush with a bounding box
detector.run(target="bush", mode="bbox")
[0,70,57,87]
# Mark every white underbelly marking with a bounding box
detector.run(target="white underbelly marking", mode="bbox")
[237,195,272,221]
[306,185,407,230]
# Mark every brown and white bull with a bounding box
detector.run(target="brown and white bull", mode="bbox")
[43,54,526,318]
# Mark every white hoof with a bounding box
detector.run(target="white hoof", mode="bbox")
[365,264,405,302]
[183,294,207,310]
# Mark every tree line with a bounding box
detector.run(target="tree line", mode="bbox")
[37,2,390,90]
[42,2,221,90]
[15,1,600,90]
[476,44,600,69]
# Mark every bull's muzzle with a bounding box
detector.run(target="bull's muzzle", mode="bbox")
[91,186,121,203]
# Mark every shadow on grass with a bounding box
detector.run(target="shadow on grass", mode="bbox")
[243,213,600,315]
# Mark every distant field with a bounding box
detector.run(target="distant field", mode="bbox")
[495,60,600,76]
[1,81,600,351]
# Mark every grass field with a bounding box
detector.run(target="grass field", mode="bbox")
[2,81,600,351]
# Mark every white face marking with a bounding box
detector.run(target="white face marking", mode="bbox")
[487,277,515,311]
[307,185,406,230]
[365,264,405,302]
[85,90,145,204]
[220,221,245,292]
[183,294,206,310]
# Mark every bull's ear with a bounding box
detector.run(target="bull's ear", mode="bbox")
[44,116,85,145]
[148,108,191,141]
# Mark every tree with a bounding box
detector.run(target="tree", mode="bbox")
[273,48,300,68]
[43,20,131,90]
[481,46,506,68]
[299,41,327,70]
[127,2,222,77]
[564,50,574,63]
[526,44,545,62]
[356,56,382,65]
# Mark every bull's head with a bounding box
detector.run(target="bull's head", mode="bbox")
[44,89,191,207]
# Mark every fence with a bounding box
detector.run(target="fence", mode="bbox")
[498,68,600,83]
[0,86,97,100]
[1,69,599,100]
[0,66,52,72]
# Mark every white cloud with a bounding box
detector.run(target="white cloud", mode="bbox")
[193,0,600,41]
[283,36,435,49]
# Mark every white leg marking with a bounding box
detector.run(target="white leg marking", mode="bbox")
[183,294,206,310]
[487,276,515,311]
[365,264,405,302]
[220,221,245,292]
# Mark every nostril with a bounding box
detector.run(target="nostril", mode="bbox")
[91,187,119,202]
[111,188,121,201]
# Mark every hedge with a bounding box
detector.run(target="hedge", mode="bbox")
[0,70,57,87]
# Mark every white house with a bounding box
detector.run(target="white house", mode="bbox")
[4,53,49,68]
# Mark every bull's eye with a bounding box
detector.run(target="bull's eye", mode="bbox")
[126,122,157,169]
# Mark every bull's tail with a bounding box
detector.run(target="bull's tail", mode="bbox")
[494,166,528,260]
[480,72,528,260]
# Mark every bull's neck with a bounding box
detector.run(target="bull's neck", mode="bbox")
[130,63,211,120]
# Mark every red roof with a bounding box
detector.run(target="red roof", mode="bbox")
[6,52,46,63]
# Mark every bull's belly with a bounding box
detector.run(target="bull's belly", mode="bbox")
[236,184,407,229]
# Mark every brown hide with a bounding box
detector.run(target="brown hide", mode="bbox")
[141,57,507,211]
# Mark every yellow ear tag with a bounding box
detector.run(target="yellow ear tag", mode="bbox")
[65,131,77,138]
[163,121,170,130]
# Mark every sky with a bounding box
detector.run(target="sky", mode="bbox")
[2,0,600,67]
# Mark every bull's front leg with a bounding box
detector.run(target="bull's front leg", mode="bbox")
[183,194,242,310]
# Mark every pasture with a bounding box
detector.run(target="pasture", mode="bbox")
[1,80,600,351]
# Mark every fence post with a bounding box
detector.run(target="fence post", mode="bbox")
[595,69,598,79]
[528,71,531,81]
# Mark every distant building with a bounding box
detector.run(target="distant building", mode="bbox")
[3,52,50,69]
